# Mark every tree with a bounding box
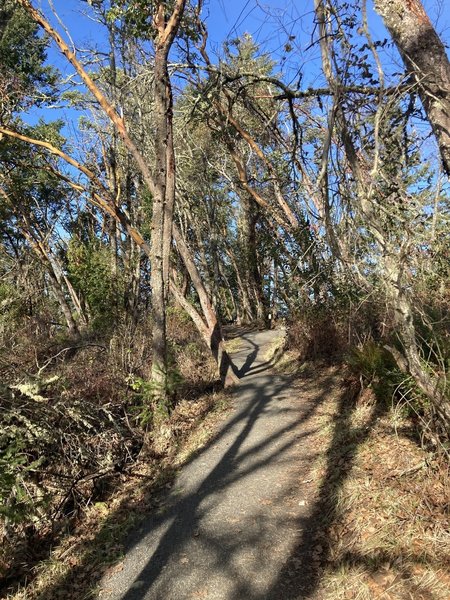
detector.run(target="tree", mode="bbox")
[0,126,83,335]
[0,0,56,120]
[17,0,183,399]
[374,0,450,175]
[311,0,450,427]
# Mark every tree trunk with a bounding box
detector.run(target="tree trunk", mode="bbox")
[19,0,186,402]
[47,273,79,335]
[150,1,186,401]
[15,0,238,391]
[218,261,238,322]
[173,224,237,386]
[17,222,80,335]
[240,193,266,324]
[384,258,450,429]
[374,0,450,175]
[225,246,253,323]
[150,33,170,397]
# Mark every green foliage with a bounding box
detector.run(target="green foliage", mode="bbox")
[0,434,45,524]
[346,341,405,401]
[0,119,69,221]
[0,282,25,329]
[127,365,184,426]
[106,0,200,43]
[223,34,276,77]
[0,0,57,114]
[67,237,122,330]
[348,341,392,384]
[166,304,191,326]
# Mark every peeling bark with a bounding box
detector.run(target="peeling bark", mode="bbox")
[374,0,450,175]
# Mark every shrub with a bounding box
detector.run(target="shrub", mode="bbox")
[287,303,347,361]
[67,237,123,331]
[346,341,401,397]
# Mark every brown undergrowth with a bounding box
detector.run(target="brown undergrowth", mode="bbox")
[4,329,449,599]
[0,307,226,599]
[3,388,232,600]
[308,379,450,599]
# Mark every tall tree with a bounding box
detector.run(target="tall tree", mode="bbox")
[17,0,184,400]
[374,0,450,175]
[150,0,185,398]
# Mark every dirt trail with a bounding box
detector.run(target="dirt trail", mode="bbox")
[99,328,340,600]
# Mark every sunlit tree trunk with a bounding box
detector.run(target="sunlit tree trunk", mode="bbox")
[173,224,237,386]
[374,0,450,175]
[150,20,170,396]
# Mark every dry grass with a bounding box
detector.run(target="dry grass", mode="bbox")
[274,348,310,375]
[262,327,287,361]
[3,389,232,600]
[223,337,245,353]
[309,384,450,600]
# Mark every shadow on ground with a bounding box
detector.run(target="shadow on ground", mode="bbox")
[8,335,442,600]
[230,334,275,379]
[265,381,388,599]
[31,372,323,598]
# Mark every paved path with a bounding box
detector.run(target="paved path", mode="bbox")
[100,328,330,600]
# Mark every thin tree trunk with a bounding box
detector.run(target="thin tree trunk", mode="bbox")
[314,0,450,427]
[150,21,170,396]
[63,273,88,327]
[47,274,79,335]
[15,220,80,335]
[173,224,238,386]
[240,193,266,323]
[225,246,253,323]
[384,258,450,428]
[163,73,176,299]
[218,261,238,322]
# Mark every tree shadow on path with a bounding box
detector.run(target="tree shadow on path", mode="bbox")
[230,336,259,378]
[265,383,390,600]
[108,370,328,600]
[28,335,329,600]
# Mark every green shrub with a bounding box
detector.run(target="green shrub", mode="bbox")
[346,341,408,403]
[0,434,46,524]
[67,237,123,331]
[127,367,184,426]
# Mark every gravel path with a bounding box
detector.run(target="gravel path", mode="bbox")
[99,328,335,600]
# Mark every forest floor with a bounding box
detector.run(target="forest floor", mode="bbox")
[6,327,449,600]
[96,327,450,600]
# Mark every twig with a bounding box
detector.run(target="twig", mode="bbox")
[36,344,107,375]
[391,461,426,478]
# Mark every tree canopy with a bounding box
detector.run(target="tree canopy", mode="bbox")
[0,0,449,593]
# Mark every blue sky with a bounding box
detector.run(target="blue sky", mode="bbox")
[45,0,450,47]
[37,0,450,105]
[38,0,450,92]
[44,1,386,69]
[28,0,450,163]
